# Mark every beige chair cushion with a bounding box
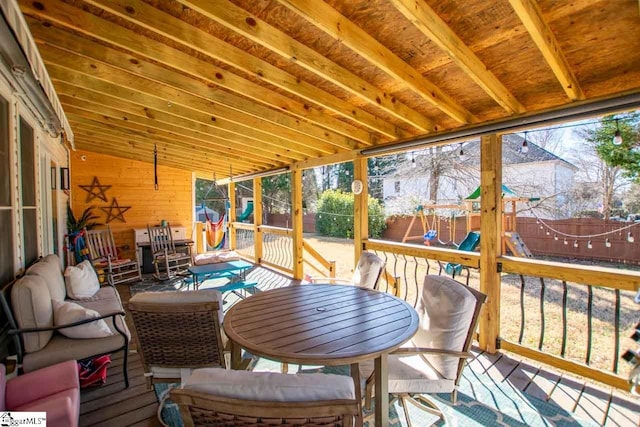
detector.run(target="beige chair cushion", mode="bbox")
[64,260,100,300]
[184,368,356,401]
[25,254,66,301]
[52,300,113,339]
[359,354,455,394]
[10,275,53,353]
[352,252,384,289]
[413,275,476,380]
[130,290,224,326]
[73,286,128,335]
[22,331,129,373]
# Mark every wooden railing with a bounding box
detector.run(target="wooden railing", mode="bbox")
[231,222,335,278]
[497,256,640,390]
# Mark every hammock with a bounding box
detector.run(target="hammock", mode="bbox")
[205,213,226,250]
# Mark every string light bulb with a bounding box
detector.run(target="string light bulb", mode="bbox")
[573,240,579,248]
[411,154,416,168]
[587,240,593,249]
[628,232,635,243]
[459,145,465,161]
[554,234,558,241]
[546,230,550,236]
[563,237,568,245]
[521,131,529,154]
[613,119,623,145]
[605,238,612,248]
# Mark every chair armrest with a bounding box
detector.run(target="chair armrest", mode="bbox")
[392,347,471,358]
[6,360,79,408]
[9,311,125,334]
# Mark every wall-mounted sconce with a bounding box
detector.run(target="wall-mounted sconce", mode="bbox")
[60,167,70,190]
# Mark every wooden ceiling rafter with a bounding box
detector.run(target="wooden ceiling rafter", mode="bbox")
[28,22,351,154]
[389,0,525,114]
[72,137,226,174]
[275,0,477,125]
[177,0,436,133]
[20,0,374,147]
[69,118,280,169]
[507,0,585,101]
[72,130,253,173]
[63,105,293,166]
[54,82,326,159]
[49,73,325,159]
[60,95,311,162]
[85,0,407,140]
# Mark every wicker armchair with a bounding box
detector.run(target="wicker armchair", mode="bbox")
[171,368,359,427]
[126,290,227,388]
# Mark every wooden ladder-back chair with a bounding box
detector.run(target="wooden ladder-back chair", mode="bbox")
[361,274,486,425]
[84,225,141,286]
[147,225,191,280]
[171,368,360,427]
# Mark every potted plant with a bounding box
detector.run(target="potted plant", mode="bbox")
[66,204,101,264]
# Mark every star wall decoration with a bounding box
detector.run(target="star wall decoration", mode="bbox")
[79,176,111,203]
[100,198,131,223]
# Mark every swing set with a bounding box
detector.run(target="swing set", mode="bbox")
[401,203,465,246]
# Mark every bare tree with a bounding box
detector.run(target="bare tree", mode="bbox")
[528,128,565,156]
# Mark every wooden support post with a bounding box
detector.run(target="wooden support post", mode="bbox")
[353,157,369,266]
[253,177,263,265]
[228,182,236,250]
[479,133,502,353]
[292,169,304,280]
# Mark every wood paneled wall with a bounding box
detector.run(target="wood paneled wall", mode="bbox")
[70,150,193,260]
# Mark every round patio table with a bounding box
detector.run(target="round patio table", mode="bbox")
[224,284,419,426]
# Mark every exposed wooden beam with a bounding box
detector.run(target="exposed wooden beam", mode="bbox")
[178,0,435,133]
[73,132,243,174]
[55,81,323,159]
[28,25,345,155]
[85,0,405,140]
[508,0,585,100]
[60,96,307,164]
[276,0,477,124]
[68,116,279,169]
[20,0,373,146]
[389,0,525,114]
[51,73,326,159]
[73,135,227,174]
[64,106,290,168]
[72,125,261,171]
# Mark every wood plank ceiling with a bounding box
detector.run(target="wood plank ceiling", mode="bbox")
[19,0,640,178]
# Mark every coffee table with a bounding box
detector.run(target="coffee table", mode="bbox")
[223,284,419,426]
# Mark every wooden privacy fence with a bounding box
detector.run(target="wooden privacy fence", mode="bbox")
[383,216,640,265]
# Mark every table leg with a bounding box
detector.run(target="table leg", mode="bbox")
[374,353,388,426]
[350,363,363,427]
[230,340,241,370]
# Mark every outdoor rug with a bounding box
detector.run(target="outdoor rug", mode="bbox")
[153,355,599,427]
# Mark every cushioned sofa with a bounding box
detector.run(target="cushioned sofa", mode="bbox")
[0,254,131,387]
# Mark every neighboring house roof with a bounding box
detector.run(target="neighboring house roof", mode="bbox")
[462,134,578,170]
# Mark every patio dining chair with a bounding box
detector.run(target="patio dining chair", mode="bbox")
[309,251,385,290]
[126,290,227,389]
[84,225,142,286]
[147,224,191,280]
[360,275,486,425]
[171,367,360,427]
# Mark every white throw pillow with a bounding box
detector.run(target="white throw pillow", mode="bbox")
[64,260,100,300]
[52,300,114,339]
